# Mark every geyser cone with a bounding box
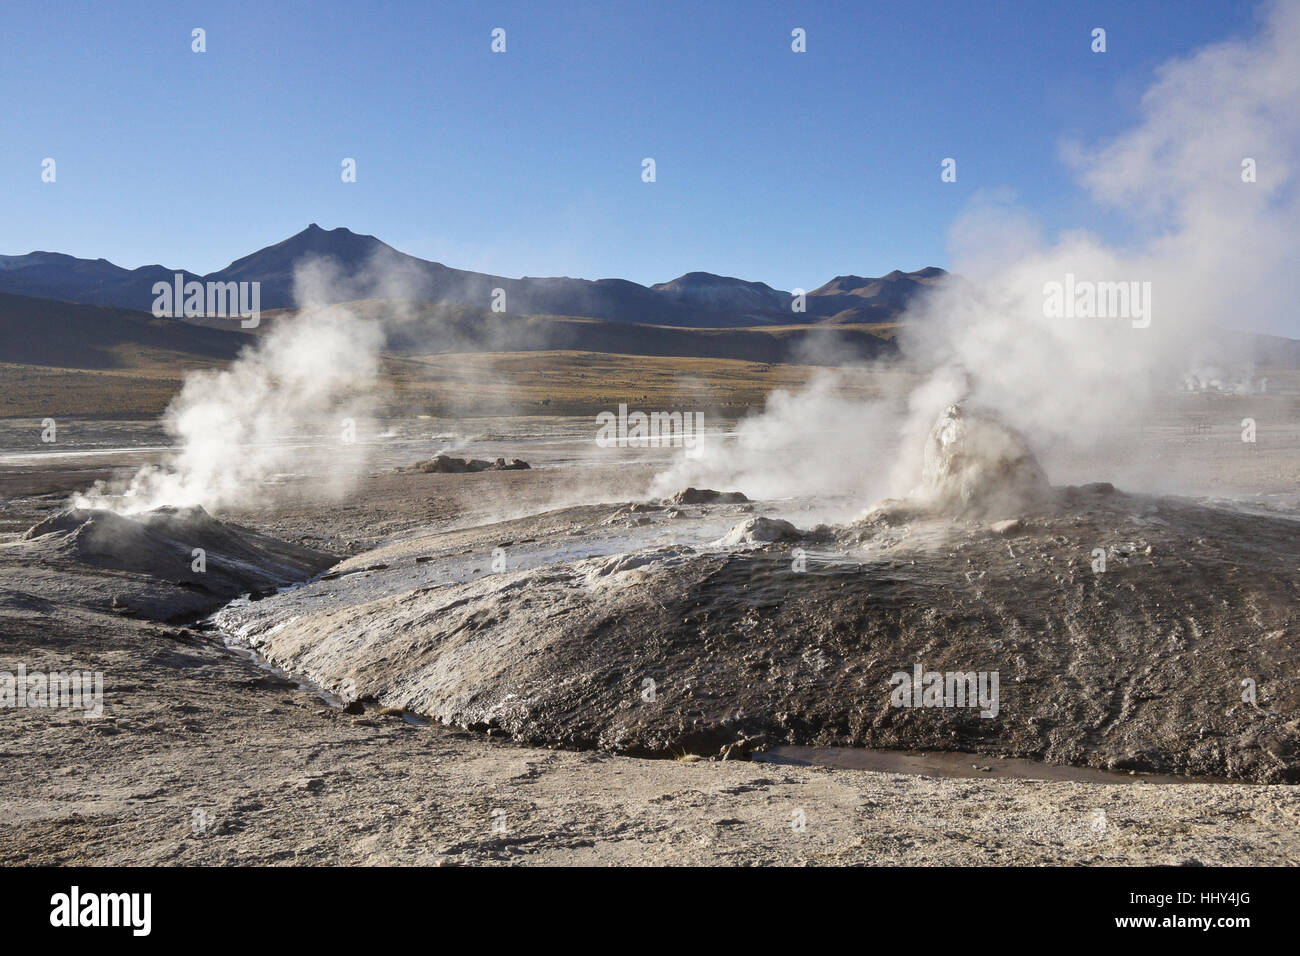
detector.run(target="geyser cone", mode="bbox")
[919,402,1049,516]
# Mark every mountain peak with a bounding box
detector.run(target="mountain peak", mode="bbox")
[653,271,774,290]
[810,267,949,299]
[0,227,948,327]
[649,271,786,313]
[290,222,362,241]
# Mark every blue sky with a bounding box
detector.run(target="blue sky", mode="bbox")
[1,0,1259,289]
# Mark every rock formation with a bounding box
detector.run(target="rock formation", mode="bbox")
[918,403,1049,516]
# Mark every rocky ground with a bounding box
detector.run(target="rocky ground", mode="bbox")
[3,588,1298,866]
[202,405,1300,783]
[210,480,1300,782]
[1,416,1298,865]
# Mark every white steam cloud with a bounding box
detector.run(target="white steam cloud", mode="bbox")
[74,257,394,514]
[656,2,1300,507]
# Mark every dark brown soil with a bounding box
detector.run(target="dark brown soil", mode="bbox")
[214,485,1300,783]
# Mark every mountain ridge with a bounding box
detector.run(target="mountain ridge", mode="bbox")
[0,225,947,328]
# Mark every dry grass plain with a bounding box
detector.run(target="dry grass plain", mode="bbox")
[0,350,903,420]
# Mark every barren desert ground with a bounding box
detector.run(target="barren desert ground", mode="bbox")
[2,376,1298,866]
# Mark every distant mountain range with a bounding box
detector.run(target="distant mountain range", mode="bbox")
[0,224,947,328]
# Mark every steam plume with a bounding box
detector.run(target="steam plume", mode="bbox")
[656,2,1300,507]
[74,257,390,514]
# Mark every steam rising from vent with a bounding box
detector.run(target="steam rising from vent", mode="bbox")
[74,258,392,514]
[916,403,1049,516]
[656,3,1300,508]
[648,369,905,505]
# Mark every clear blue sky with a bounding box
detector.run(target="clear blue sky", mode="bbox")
[0,0,1257,288]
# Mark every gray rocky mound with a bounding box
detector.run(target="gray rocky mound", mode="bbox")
[196,406,1298,783]
[17,506,337,620]
[919,402,1049,516]
[714,516,801,546]
[214,486,1300,782]
[665,487,749,506]
[408,456,530,473]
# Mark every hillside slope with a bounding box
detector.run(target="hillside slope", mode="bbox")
[0,225,947,328]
